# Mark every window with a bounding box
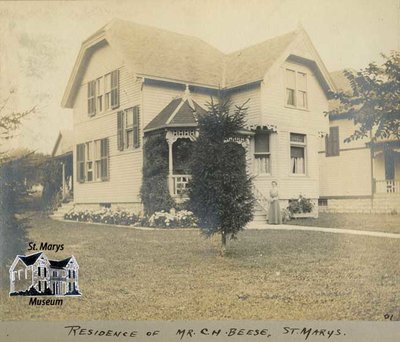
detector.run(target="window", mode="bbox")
[290,133,306,174]
[254,131,271,174]
[88,80,96,116]
[325,126,340,157]
[318,198,328,207]
[95,138,109,180]
[117,106,140,151]
[286,69,308,109]
[77,139,109,183]
[77,144,85,183]
[286,69,296,106]
[38,267,41,277]
[297,72,307,108]
[86,141,93,182]
[88,69,119,115]
[94,140,102,181]
[44,267,47,277]
[53,271,58,277]
[96,77,103,113]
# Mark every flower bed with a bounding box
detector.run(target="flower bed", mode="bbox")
[64,207,198,228]
[148,209,197,228]
[64,208,139,226]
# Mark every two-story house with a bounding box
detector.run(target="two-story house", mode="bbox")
[318,70,400,213]
[60,19,335,221]
[9,252,80,296]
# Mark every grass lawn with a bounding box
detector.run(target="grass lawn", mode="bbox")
[1,213,399,321]
[287,212,400,234]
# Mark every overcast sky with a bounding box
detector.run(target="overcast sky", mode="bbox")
[0,0,399,153]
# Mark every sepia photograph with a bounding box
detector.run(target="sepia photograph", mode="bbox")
[0,0,399,340]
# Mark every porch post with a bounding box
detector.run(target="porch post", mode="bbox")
[61,161,66,200]
[166,131,174,196]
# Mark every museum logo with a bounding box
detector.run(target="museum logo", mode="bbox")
[9,251,81,299]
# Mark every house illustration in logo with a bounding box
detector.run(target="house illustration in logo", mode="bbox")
[9,252,81,296]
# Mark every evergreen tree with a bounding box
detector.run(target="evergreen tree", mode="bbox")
[188,96,254,252]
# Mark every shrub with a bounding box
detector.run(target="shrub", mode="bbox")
[281,208,292,223]
[288,195,314,214]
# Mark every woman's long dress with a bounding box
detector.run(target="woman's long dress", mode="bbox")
[268,188,282,224]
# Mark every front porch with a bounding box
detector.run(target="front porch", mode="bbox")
[372,140,400,195]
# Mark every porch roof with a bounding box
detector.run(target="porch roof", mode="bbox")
[144,97,207,133]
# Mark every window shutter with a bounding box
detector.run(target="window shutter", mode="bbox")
[325,135,331,157]
[111,70,120,109]
[76,143,86,182]
[117,111,124,151]
[134,106,140,148]
[100,138,109,181]
[87,81,96,116]
[332,126,340,156]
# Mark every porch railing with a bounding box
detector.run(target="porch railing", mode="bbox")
[375,179,400,194]
[172,175,192,197]
[253,184,269,213]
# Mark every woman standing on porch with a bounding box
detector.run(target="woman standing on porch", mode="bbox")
[268,181,282,224]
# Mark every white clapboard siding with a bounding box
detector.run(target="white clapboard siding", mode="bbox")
[261,61,329,133]
[229,85,261,126]
[252,57,329,201]
[319,148,372,197]
[72,43,143,205]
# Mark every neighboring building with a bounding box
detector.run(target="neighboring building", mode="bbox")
[319,70,400,213]
[9,252,80,296]
[52,130,74,201]
[60,19,336,220]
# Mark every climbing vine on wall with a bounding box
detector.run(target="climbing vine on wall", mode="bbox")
[140,133,175,216]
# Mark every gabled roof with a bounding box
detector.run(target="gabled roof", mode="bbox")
[224,31,298,88]
[51,130,73,157]
[62,19,335,108]
[144,96,207,133]
[18,252,43,266]
[49,257,72,269]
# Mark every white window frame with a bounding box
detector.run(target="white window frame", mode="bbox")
[285,68,308,110]
[94,140,102,181]
[96,77,103,113]
[86,141,94,182]
[290,133,307,175]
[253,131,271,175]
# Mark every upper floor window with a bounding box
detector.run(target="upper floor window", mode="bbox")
[285,69,308,109]
[96,77,103,113]
[254,131,271,174]
[117,106,140,151]
[87,69,119,116]
[77,138,109,183]
[325,126,340,157]
[290,133,306,174]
